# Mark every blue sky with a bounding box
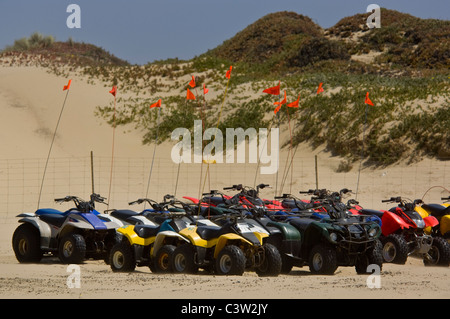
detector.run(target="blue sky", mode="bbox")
[0,0,448,65]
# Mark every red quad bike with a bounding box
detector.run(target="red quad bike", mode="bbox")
[370,197,448,266]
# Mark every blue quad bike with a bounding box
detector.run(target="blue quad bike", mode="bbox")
[12,193,120,264]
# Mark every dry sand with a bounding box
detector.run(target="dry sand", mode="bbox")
[1,221,449,299]
[0,64,449,300]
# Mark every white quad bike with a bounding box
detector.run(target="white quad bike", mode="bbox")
[12,193,121,264]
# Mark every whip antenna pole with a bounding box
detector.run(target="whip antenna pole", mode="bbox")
[107,86,117,209]
[355,104,369,200]
[37,80,71,209]
[144,105,161,208]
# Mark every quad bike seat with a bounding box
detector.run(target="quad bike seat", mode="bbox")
[38,213,66,228]
[202,196,225,206]
[361,209,384,218]
[422,204,450,219]
[110,209,138,221]
[134,224,160,238]
[35,208,64,215]
[201,205,228,216]
[196,221,235,241]
[196,225,224,240]
[289,218,315,233]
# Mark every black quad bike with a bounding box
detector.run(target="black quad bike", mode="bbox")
[271,190,383,275]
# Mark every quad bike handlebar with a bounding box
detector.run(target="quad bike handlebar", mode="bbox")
[382,196,424,212]
[381,196,422,204]
[442,196,450,202]
[381,197,402,203]
[299,188,352,198]
[54,193,107,213]
[274,193,292,200]
[129,194,177,211]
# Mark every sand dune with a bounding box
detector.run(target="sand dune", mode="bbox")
[0,63,449,299]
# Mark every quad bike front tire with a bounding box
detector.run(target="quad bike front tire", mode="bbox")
[109,241,136,272]
[12,223,43,263]
[152,245,176,273]
[215,245,246,276]
[424,237,450,267]
[355,239,383,274]
[309,243,338,275]
[381,234,408,264]
[255,243,282,277]
[58,233,86,264]
[171,244,198,274]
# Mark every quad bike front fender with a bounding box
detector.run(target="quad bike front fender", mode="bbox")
[415,206,429,219]
[423,215,439,228]
[182,196,200,204]
[381,210,411,236]
[117,225,155,246]
[267,220,301,241]
[214,233,253,259]
[152,231,189,257]
[440,215,450,237]
[178,226,218,248]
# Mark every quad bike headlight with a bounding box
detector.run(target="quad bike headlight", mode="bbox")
[330,232,338,242]
[368,228,378,237]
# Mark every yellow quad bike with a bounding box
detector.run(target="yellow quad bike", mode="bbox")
[415,196,450,266]
[109,211,192,272]
[170,210,282,276]
[416,196,450,239]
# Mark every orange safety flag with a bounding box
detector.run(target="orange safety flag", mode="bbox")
[273,91,287,114]
[109,86,117,97]
[189,76,196,88]
[226,66,232,79]
[63,79,72,91]
[186,88,196,100]
[365,91,374,106]
[317,82,324,94]
[263,81,281,95]
[287,94,300,108]
[203,83,209,95]
[150,99,161,108]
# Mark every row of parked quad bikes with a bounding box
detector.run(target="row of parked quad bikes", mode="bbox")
[12,184,450,276]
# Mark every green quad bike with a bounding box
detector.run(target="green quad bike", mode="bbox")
[272,192,383,275]
[205,186,304,274]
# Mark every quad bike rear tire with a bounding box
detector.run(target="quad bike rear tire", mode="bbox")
[152,244,176,273]
[58,233,86,264]
[12,223,43,263]
[109,241,136,272]
[424,237,450,267]
[309,243,338,275]
[255,243,282,277]
[381,234,408,264]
